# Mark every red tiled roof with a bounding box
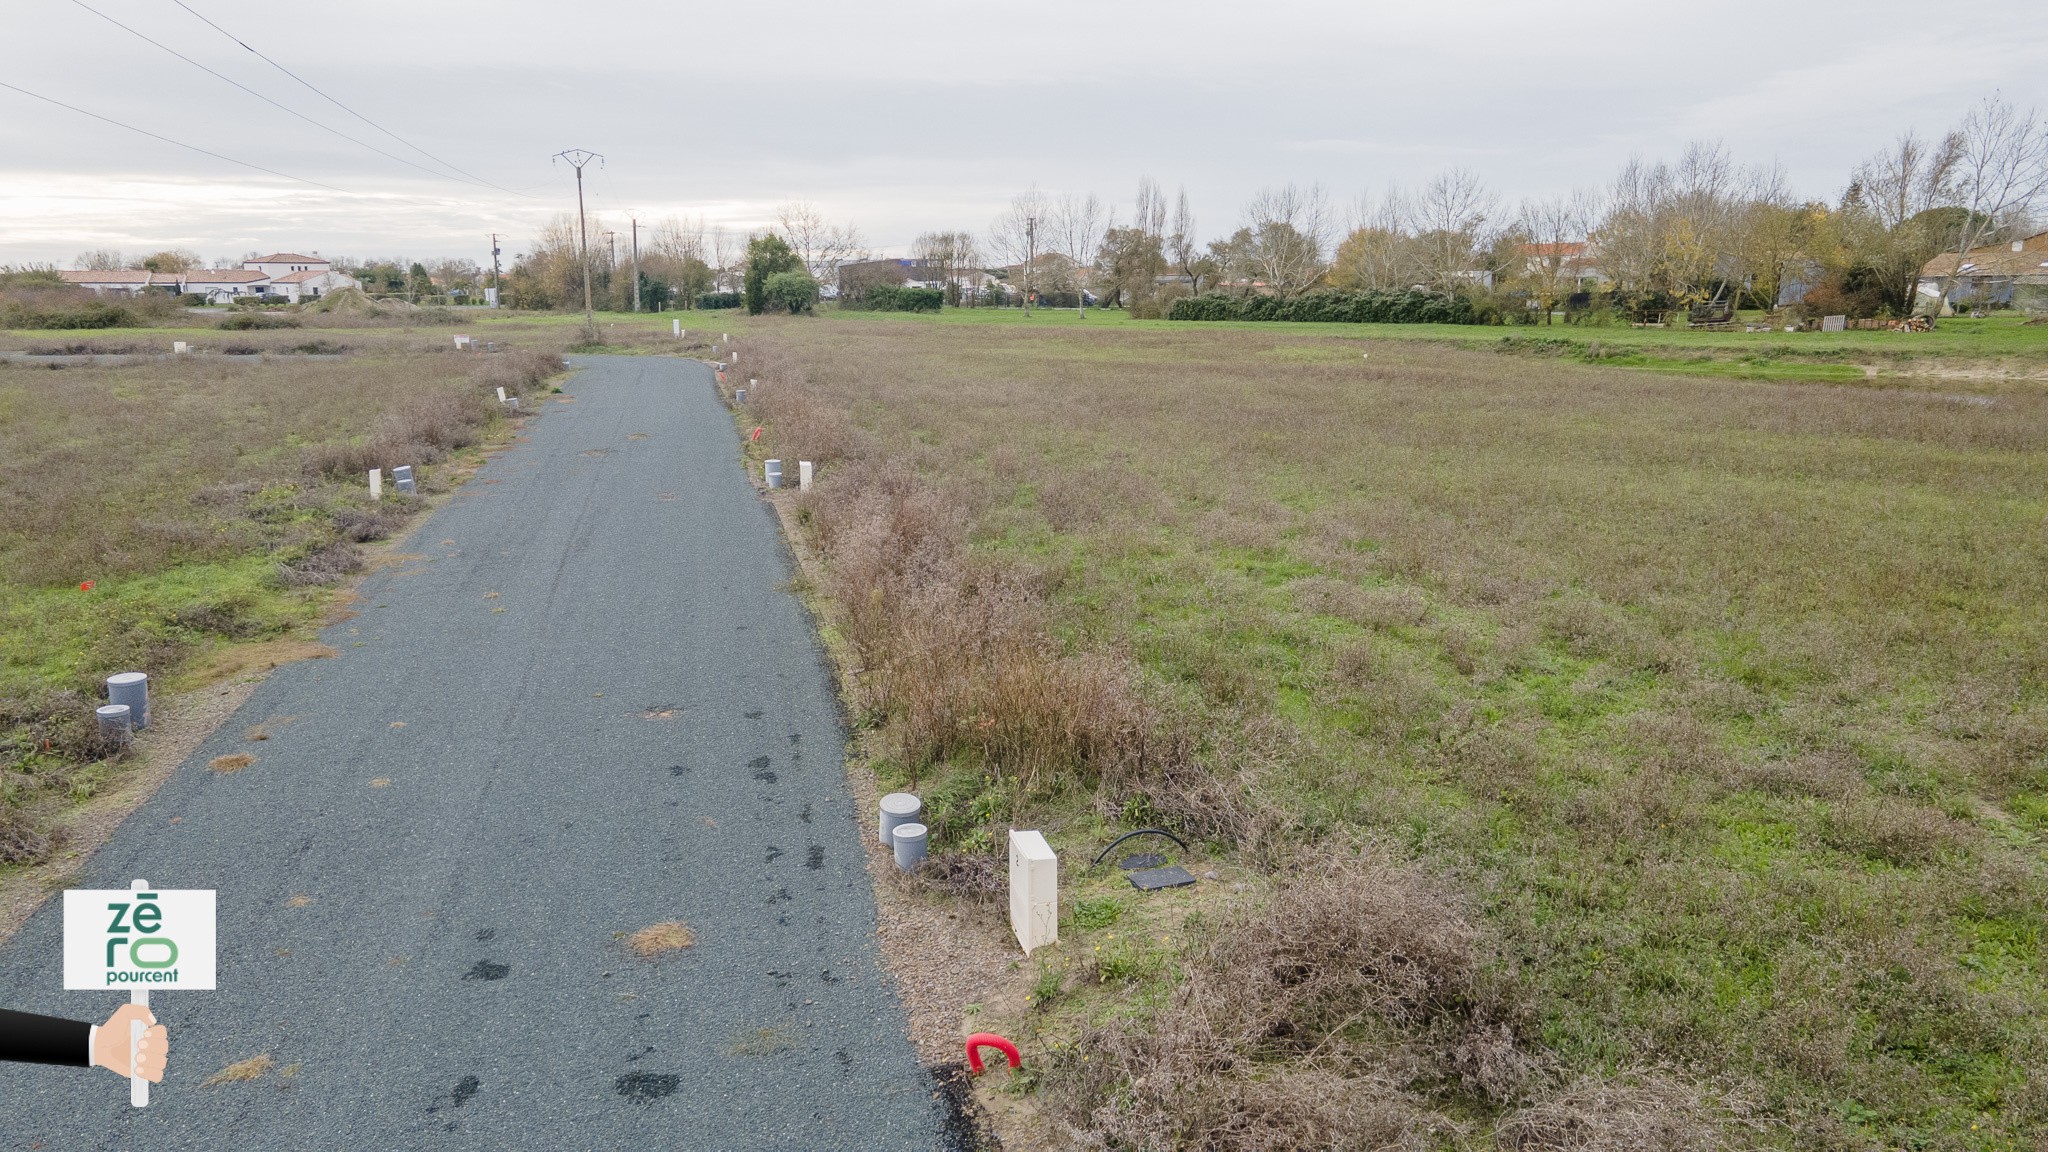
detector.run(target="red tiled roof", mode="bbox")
[60,269,154,284]
[271,269,334,283]
[179,270,270,284]
[246,253,325,264]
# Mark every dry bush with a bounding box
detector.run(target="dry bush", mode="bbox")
[1049,851,1531,1148]
[1493,1073,1728,1151]
[1820,798,1968,866]
[804,457,1164,796]
[0,805,56,866]
[277,540,364,587]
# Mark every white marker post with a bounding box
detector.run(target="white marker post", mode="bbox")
[369,468,383,501]
[64,880,217,1107]
[672,319,681,338]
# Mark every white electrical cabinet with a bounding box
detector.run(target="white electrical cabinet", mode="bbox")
[1009,830,1058,955]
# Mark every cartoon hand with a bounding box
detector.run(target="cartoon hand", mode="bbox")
[92,1004,167,1083]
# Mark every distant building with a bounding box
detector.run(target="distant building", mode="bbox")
[1516,241,1603,287]
[1917,231,2048,312]
[59,250,359,304]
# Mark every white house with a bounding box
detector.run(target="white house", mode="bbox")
[59,250,358,304]
[241,252,327,279]
[267,268,357,303]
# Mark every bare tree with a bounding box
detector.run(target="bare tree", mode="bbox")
[1843,131,1963,313]
[1927,93,2048,314]
[912,230,981,304]
[709,225,738,291]
[74,249,124,270]
[1329,187,1418,292]
[775,200,868,286]
[1049,191,1107,314]
[1239,182,1333,296]
[1166,185,1211,293]
[1516,189,1599,321]
[1410,169,1496,294]
[989,186,1049,310]
[1133,177,1168,240]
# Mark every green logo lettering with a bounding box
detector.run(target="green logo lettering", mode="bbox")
[130,937,178,969]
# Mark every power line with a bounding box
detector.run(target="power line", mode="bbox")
[67,0,497,192]
[169,0,529,198]
[0,79,348,193]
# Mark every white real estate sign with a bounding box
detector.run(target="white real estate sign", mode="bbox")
[63,888,216,991]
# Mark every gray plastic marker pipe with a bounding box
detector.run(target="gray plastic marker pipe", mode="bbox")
[106,672,149,730]
[879,792,921,845]
[735,388,746,404]
[764,459,782,489]
[892,823,928,870]
[96,704,132,742]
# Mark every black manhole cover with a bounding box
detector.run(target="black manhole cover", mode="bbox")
[1117,852,1166,871]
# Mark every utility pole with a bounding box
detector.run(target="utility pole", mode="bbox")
[552,149,603,336]
[630,216,641,313]
[489,232,501,308]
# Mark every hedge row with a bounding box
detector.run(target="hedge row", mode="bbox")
[1169,290,1476,324]
[843,285,943,313]
[697,292,743,310]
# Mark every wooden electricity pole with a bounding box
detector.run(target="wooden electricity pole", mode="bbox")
[552,149,603,336]
[631,216,641,313]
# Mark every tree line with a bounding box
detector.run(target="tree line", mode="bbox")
[500,92,2045,320]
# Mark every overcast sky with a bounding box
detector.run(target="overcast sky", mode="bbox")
[3,1,2045,267]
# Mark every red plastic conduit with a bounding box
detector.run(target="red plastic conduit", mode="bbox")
[965,1033,1021,1075]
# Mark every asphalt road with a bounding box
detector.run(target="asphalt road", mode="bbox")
[0,356,953,1149]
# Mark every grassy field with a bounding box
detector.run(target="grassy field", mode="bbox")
[705,308,2048,1149]
[0,318,561,866]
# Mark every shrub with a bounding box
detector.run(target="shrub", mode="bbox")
[763,271,820,315]
[217,313,302,330]
[744,233,802,315]
[1045,852,1537,1147]
[696,291,742,310]
[0,288,146,330]
[844,285,943,313]
[1169,289,1478,324]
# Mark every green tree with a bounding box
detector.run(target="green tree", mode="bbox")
[763,270,819,314]
[139,249,200,273]
[1094,226,1165,312]
[743,233,801,315]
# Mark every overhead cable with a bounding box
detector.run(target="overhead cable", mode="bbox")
[169,0,530,197]
[68,0,497,191]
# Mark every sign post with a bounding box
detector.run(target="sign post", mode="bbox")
[63,880,216,1107]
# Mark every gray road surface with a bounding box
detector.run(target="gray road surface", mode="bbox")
[0,355,953,1149]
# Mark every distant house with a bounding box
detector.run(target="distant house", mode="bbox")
[57,269,161,296]
[59,249,359,304]
[1517,241,1603,287]
[1917,230,2048,312]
